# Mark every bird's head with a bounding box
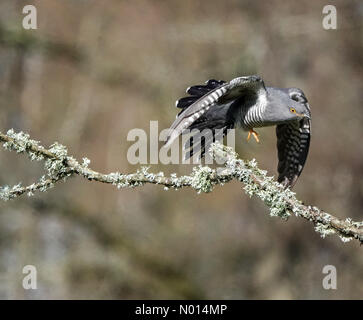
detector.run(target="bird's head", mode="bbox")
[265,87,311,124]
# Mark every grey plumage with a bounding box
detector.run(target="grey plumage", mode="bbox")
[164,75,311,188]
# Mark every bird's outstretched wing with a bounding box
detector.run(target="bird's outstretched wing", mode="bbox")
[164,75,266,159]
[276,116,311,188]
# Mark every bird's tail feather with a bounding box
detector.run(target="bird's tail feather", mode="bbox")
[164,79,227,148]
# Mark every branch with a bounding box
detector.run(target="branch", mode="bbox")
[0,129,362,244]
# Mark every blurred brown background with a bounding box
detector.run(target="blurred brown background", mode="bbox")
[0,0,362,299]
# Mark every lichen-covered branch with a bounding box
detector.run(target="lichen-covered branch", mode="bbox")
[0,129,362,244]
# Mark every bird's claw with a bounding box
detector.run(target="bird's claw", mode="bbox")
[247,129,260,143]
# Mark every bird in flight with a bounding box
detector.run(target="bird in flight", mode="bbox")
[164,75,311,188]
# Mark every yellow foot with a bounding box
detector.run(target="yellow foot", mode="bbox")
[247,129,260,143]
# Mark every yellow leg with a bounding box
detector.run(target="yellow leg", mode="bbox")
[247,129,260,143]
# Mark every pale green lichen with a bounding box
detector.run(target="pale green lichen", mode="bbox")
[0,130,362,244]
[82,157,91,167]
[209,142,362,241]
[314,222,337,238]
[210,143,294,220]
[190,165,215,193]
[3,129,45,161]
[0,132,72,200]
[0,184,21,201]
[45,142,69,178]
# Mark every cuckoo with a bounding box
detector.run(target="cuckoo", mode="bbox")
[164,75,311,188]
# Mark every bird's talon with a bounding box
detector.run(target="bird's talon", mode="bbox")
[247,129,260,143]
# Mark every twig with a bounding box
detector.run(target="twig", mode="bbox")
[0,129,362,244]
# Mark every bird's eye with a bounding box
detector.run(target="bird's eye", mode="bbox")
[290,107,296,113]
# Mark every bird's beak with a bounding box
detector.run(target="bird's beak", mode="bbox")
[301,112,311,120]
[304,104,311,120]
[299,104,311,120]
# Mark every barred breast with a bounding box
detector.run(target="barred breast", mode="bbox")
[238,94,267,130]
